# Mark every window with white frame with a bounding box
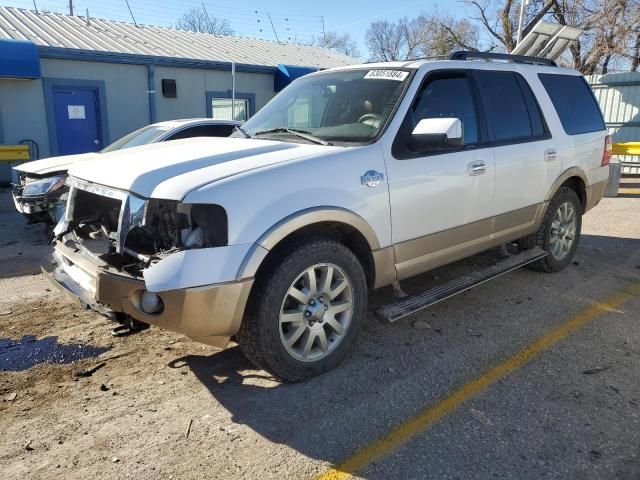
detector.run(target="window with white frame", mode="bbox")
[210,98,249,121]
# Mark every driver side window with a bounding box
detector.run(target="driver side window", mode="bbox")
[393,73,480,159]
[412,75,478,145]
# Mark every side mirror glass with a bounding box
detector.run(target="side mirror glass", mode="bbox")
[410,117,463,150]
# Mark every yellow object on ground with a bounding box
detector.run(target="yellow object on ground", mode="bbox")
[0,145,30,162]
[612,143,640,156]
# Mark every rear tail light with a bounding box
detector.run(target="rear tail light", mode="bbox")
[602,135,612,166]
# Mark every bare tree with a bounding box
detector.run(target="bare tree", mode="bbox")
[463,0,556,52]
[311,32,361,58]
[365,20,407,61]
[463,0,640,74]
[365,15,479,61]
[174,6,233,36]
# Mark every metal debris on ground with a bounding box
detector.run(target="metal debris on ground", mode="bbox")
[73,361,107,379]
[583,366,612,375]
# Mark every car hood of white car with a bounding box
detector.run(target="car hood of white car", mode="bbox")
[67,137,337,200]
[16,152,100,176]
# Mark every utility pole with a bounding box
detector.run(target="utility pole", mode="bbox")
[68,0,73,16]
[321,16,326,43]
[267,13,280,43]
[516,0,529,47]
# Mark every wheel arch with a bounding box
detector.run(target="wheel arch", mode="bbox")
[544,168,588,212]
[236,207,395,290]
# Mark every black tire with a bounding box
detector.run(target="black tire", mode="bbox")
[525,187,583,272]
[236,237,368,382]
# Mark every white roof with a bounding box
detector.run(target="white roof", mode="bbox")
[0,7,355,69]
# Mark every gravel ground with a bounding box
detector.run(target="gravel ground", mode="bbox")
[0,190,639,479]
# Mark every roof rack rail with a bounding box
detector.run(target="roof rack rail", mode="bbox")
[449,50,557,67]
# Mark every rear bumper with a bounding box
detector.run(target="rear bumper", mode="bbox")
[43,243,253,348]
[585,177,608,212]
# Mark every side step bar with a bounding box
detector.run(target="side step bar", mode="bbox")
[375,247,549,323]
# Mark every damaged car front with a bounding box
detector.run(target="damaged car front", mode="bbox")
[12,170,69,225]
[44,169,251,348]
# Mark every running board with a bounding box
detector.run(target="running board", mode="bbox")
[375,247,549,323]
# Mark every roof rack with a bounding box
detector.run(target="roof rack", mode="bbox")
[448,51,557,67]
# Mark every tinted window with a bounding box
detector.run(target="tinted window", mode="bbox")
[538,74,605,135]
[516,75,548,137]
[166,124,235,141]
[474,71,533,141]
[411,75,478,145]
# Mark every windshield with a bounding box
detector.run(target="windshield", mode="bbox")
[100,125,172,153]
[236,68,412,145]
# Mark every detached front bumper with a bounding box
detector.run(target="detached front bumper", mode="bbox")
[43,242,253,348]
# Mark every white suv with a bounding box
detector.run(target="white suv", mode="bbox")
[45,52,610,382]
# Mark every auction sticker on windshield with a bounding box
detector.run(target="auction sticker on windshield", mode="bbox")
[364,70,409,81]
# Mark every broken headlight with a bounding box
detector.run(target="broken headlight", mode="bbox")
[22,175,67,197]
[124,200,228,255]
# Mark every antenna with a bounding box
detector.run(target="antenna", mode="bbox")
[267,13,280,43]
[124,0,138,27]
[201,2,213,35]
[321,16,326,43]
[68,0,73,15]
[86,7,90,26]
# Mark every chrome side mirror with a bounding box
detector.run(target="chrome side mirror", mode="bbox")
[410,117,463,150]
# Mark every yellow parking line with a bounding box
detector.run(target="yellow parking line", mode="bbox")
[315,283,640,480]
[618,188,640,195]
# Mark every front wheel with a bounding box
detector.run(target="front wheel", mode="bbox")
[237,238,367,382]
[525,187,583,272]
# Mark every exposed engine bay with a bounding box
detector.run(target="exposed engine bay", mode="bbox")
[59,181,228,278]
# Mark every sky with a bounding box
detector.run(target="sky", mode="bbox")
[0,0,461,58]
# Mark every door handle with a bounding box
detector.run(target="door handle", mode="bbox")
[467,160,487,176]
[544,149,557,162]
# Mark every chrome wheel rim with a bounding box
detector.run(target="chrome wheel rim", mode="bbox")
[279,263,354,363]
[550,201,577,260]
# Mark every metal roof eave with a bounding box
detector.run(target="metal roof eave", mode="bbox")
[37,46,279,74]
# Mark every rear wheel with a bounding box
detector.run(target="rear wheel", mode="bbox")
[522,187,582,272]
[237,238,367,382]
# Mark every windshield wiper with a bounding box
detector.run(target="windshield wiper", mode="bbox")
[234,125,252,138]
[253,128,332,146]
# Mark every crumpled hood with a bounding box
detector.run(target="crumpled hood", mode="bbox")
[16,152,99,176]
[68,137,336,200]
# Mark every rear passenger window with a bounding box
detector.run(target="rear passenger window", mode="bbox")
[474,71,539,142]
[538,74,605,135]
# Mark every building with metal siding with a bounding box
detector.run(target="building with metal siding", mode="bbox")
[0,7,354,182]
[588,72,640,174]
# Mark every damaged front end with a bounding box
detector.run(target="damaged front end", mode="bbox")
[54,176,228,278]
[12,171,68,225]
[44,176,251,348]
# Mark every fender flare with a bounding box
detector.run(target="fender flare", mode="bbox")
[235,207,382,281]
[544,167,588,206]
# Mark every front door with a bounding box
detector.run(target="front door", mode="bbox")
[385,70,495,279]
[52,86,102,155]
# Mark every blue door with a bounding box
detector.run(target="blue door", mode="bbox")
[52,86,102,155]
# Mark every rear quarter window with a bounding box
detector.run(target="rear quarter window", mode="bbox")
[538,74,606,135]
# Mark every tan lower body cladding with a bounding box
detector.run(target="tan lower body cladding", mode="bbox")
[393,203,545,280]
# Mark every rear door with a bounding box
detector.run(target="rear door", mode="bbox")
[52,87,102,155]
[472,69,559,228]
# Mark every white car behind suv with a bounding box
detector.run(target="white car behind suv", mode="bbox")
[44,52,610,382]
